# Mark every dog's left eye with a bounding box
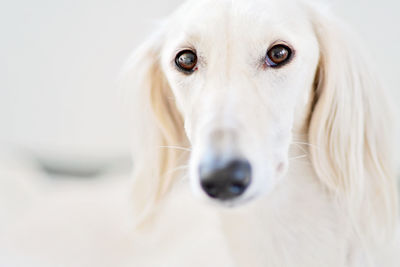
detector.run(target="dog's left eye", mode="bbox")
[265,44,292,67]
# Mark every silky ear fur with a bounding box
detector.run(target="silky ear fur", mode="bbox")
[120,31,188,227]
[306,4,398,244]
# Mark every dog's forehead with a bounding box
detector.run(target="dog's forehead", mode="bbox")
[164,0,312,49]
[171,0,308,30]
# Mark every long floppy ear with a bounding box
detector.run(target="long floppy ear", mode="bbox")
[307,6,398,243]
[120,32,188,227]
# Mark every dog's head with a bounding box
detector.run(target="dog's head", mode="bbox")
[123,0,398,239]
[160,0,321,204]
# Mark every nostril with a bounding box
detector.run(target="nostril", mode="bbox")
[229,182,246,195]
[199,158,252,201]
[202,182,218,198]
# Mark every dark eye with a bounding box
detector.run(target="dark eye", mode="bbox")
[175,50,198,73]
[266,44,292,67]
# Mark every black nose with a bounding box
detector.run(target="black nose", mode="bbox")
[199,159,252,201]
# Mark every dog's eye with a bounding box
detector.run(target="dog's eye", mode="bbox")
[266,44,292,67]
[175,50,197,73]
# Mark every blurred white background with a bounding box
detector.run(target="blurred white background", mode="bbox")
[0,0,399,175]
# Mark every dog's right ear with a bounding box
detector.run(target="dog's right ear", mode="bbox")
[119,31,188,227]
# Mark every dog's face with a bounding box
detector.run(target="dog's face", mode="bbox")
[159,0,320,205]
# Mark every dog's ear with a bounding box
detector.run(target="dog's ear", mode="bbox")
[120,31,188,227]
[307,6,398,243]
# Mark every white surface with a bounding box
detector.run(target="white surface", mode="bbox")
[334,0,400,100]
[0,0,398,160]
[0,0,183,159]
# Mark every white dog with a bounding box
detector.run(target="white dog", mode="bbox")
[1,0,399,266]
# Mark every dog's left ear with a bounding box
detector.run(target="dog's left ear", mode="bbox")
[309,4,398,244]
[307,4,398,243]
[120,31,188,226]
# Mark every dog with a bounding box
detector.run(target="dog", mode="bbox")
[1,0,399,266]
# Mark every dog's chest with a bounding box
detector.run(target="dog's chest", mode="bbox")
[139,180,353,267]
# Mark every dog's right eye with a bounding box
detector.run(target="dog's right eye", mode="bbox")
[175,50,197,73]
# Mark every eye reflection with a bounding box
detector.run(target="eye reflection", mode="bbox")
[175,50,197,73]
[265,44,292,67]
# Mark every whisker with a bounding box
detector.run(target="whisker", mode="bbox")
[291,141,320,150]
[165,164,189,176]
[159,145,192,152]
[289,154,308,160]
[291,143,309,155]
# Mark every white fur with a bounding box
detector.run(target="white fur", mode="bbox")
[1,0,399,266]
